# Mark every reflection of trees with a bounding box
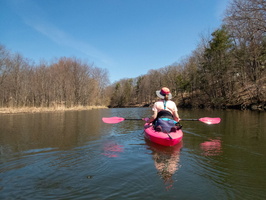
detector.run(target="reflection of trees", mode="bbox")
[147,141,182,190]
[0,111,102,154]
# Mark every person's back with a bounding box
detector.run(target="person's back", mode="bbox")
[153,100,177,115]
[146,87,180,133]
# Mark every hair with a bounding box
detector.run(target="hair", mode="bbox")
[164,94,169,101]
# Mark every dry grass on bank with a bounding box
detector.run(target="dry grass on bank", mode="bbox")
[0,106,108,114]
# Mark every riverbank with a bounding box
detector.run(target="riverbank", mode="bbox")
[0,106,108,114]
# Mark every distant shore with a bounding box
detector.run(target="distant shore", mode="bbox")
[0,106,108,114]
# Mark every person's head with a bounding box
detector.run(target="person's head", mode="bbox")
[156,87,172,100]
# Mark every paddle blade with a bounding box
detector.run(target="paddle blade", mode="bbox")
[199,117,221,124]
[102,117,125,124]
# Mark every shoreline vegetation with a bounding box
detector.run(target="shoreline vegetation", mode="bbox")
[0,100,265,114]
[0,106,108,114]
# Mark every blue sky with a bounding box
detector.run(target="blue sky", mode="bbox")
[0,0,229,83]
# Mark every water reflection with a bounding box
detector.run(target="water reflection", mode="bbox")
[200,138,222,156]
[0,110,103,156]
[146,140,182,190]
[102,141,124,158]
[0,108,265,199]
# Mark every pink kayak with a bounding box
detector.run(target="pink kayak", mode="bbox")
[144,123,183,146]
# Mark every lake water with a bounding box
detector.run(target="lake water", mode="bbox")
[0,108,265,199]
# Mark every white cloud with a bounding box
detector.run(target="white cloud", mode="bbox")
[9,0,113,66]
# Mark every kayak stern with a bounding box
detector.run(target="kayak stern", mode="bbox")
[144,123,183,146]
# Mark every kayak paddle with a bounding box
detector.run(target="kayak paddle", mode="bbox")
[102,117,221,125]
[102,117,143,124]
[181,117,221,124]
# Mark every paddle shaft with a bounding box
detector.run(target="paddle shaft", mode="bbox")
[126,118,213,122]
[127,118,200,121]
[181,119,199,121]
[126,118,201,122]
[124,119,143,120]
[102,116,221,124]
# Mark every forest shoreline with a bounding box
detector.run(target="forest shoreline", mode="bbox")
[1,102,265,114]
[0,106,108,114]
[109,101,266,111]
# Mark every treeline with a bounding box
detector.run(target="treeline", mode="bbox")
[108,0,266,110]
[0,45,110,108]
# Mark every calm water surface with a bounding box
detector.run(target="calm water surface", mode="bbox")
[0,108,265,199]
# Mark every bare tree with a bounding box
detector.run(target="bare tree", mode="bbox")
[224,0,266,104]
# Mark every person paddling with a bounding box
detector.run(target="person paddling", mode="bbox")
[144,87,181,132]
